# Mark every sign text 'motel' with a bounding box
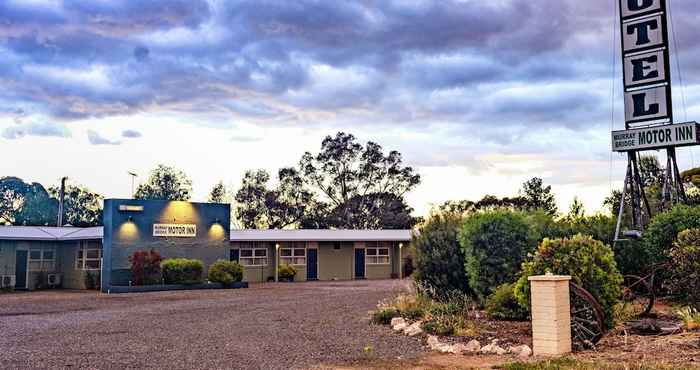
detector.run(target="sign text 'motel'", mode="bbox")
[619,0,672,126]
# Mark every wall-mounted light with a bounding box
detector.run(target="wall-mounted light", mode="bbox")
[127,216,134,223]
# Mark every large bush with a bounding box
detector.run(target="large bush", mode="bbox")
[412,212,471,299]
[642,205,700,270]
[129,250,162,285]
[513,234,623,328]
[666,229,700,310]
[208,260,244,285]
[161,258,204,285]
[460,210,535,302]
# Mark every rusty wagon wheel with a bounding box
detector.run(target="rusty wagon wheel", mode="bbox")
[569,282,606,350]
[621,274,655,318]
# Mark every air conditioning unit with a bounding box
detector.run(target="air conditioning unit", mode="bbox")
[47,274,61,287]
[1,275,15,289]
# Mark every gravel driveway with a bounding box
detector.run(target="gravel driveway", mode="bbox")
[0,280,425,370]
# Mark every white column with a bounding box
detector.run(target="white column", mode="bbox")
[529,274,572,356]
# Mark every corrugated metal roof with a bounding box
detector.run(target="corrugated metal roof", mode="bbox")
[0,226,103,241]
[0,226,410,242]
[229,229,412,242]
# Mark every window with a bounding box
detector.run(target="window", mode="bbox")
[239,243,268,266]
[76,243,102,270]
[29,248,55,271]
[280,243,306,265]
[366,244,390,265]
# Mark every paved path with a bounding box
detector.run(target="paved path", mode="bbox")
[0,280,425,369]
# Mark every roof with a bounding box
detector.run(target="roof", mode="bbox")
[0,226,103,241]
[229,229,412,242]
[0,226,410,242]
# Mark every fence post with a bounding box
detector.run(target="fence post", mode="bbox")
[528,274,572,356]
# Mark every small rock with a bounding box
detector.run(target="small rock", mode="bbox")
[494,345,507,355]
[426,335,440,349]
[451,343,469,354]
[393,322,408,331]
[390,317,406,327]
[438,344,455,354]
[517,345,532,358]
[465,339,481,353]
[480,344,494,354]
[403,321,423,337]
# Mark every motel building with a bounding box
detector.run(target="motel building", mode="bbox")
[0,199,412,291]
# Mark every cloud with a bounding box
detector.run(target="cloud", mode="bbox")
[230,134,263,143]
[122,129,142,138]
[1,122,71,139]
[87,130,121,145]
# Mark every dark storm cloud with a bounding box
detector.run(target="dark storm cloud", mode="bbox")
[1,0,698,139]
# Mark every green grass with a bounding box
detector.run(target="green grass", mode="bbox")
[498,358,698,370]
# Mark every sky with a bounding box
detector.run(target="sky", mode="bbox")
[1,0,699,217]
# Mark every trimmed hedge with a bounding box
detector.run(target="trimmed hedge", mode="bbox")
[460,210,535,302]
[161,258,204,285]
[208,260,244,285]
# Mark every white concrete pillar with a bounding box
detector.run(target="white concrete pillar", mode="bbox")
[528,274,572,356]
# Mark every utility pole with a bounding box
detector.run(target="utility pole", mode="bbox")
[128,172,138,198]
[57,177,67,227]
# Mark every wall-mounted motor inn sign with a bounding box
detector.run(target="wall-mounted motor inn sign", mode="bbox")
[153,224,197,238]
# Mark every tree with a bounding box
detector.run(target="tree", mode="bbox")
[134,164,192,201]
[234,132,421,229]
[48,183,103,227]
[208,181,228,203]
[438,195,530,215]
[298,132,420,229]
[234,168,313,229]
[568,196,585,219]
[0,177,57,226]
[412,212,472,299]
[520,177,557,215]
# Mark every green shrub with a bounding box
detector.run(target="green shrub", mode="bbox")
[485,283,528,321]
[460,210,535,302]
[372,307,400,325]
[412,212,472,299]
[513,234,623,328]
[666,229,700,309]
[278,264,297,281]
[642,205,700,270]
[208,260,244,285]
[161,258,204,285]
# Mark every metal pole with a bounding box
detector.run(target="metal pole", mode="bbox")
[398,243,403,279]
[57,177,67,227]
[275,243,279,282]
[614,165,631,244]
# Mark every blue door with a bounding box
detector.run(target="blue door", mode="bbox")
[229,249,240,263]
[354,249,365,279]
[307,249,318,280]
[15,250,28,289]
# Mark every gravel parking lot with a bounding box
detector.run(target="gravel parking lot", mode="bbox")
[0,280,425,370]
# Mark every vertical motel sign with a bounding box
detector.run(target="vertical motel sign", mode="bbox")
[620,0,673,128]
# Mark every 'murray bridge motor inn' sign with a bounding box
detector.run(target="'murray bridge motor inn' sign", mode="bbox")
[612,0,700,152]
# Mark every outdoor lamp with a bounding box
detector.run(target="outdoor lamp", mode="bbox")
[275,243,280,283]
[127,216,133,223]
[398,243,403,279]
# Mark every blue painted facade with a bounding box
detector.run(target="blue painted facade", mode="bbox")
[102,199,230,292]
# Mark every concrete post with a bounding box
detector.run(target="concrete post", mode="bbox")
[528,274,572,356]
